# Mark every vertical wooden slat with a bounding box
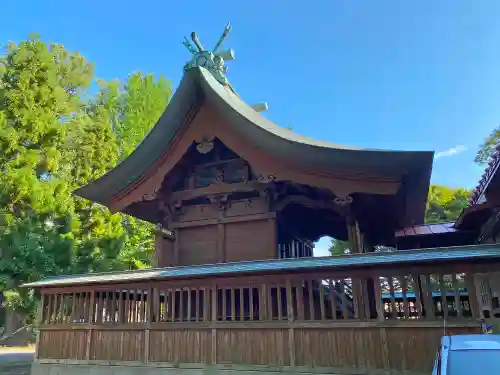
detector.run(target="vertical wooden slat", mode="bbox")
[70,292,76,323]
[35,295,44,359]
[410,274,423,319]
[286,279,295,367]
[222,288,227,321]
[58,294,64,323]
[97,292,103,324]
[296,282,304,320]
[401,275,410,320]
[452,274,462,318]
[172,289,177,322]
[308,280,314,320]
[211,284,217,364]
[249,286,255,321]
[267,284,273,320]
[387,276,397,319]
[465,273,482,319]
[111,290,117,323]
[373,276,385,321]
[203,287,209,322]
[277,284,283,320]
[45,294,52,324]
[319,282,326,320]
[195,288,200,322]
[340,279,348,320]
[118,291,124,323]
[421,274,436,319]
[438,274,448,319]
[52,294,58,323]
[328,279,337,320]
[230,288,236,321]
[187,287,191,322]
[239,287,245,321]
[373,275,390,369]
[260,283,268,320]
[85,291,95,361]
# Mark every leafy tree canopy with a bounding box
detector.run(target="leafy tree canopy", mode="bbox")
[0,35,171,324]
[475,125,500,165]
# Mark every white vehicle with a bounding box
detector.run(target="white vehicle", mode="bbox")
[432,334,500,374]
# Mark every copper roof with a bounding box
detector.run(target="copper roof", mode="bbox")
[468,143,500,206]
[21,244,500,289]
[395,222,457,238]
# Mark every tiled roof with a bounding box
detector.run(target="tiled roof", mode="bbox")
[21,244,500,288]
[395,223,457,238]
[468,143,500,206]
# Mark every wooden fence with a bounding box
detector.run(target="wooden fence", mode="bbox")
[36,266,487,374]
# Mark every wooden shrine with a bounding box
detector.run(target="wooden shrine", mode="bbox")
[24,26,500,375]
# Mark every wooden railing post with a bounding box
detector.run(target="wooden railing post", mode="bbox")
[35,294,45,360]
[85,291,95,361]
[144,287,153,363]
[465,273,482,319]
[286,279,295,367]
[211,283,217,365]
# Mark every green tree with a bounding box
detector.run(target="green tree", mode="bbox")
[329,239,349,256]
[425,184,471,224]
[0,35,93,323]
[475,125,500,165]
[0,35,172,327]
[84,72,172,269]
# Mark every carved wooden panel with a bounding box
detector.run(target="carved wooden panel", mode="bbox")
[225,198,267,218]
[224,220,275,262]
[178,225,217,266]
[176,204,219,222]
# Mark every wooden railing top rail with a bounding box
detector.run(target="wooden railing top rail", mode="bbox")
[21,243,500,290]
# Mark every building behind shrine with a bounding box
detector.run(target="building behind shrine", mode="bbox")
[24,26,500,375]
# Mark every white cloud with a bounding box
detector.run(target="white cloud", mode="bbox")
[435,145,468,159]
[313,237,332,257]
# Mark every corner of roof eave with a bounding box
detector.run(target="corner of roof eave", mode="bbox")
[70,72,203,207]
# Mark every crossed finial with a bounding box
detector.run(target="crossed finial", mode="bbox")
[183,23,232,55]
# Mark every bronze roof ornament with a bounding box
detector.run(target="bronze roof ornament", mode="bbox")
[183,23,235,86]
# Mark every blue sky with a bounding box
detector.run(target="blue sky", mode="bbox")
[2,1,500,255]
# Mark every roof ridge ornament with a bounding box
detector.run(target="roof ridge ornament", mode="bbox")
[183,23,235,86]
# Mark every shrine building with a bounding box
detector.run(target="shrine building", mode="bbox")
[24,25,500,375]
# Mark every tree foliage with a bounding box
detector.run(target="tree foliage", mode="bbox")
[0,35,171,323]
[475,125,500,165]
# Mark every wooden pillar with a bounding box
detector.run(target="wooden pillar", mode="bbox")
[269,218,277,259]
[217,223,225,262]
[35,294,45,360]
[173,229,180,266]
[346,216,366,319]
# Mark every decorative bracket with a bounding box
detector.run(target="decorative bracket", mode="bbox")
[333,195,353,206]
[208,194,230,211]
[196,136,215,154]
[257,174,276,183]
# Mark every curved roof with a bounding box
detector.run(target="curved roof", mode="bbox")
[75,67,434,223]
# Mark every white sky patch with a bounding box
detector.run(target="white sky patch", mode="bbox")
[313,236,332,257]
[435,145,468,159]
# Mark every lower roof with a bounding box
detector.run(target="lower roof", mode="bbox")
[21,244,500,289]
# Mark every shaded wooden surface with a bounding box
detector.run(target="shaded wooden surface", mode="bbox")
[35,266,489,374]
[38,322,477,373]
